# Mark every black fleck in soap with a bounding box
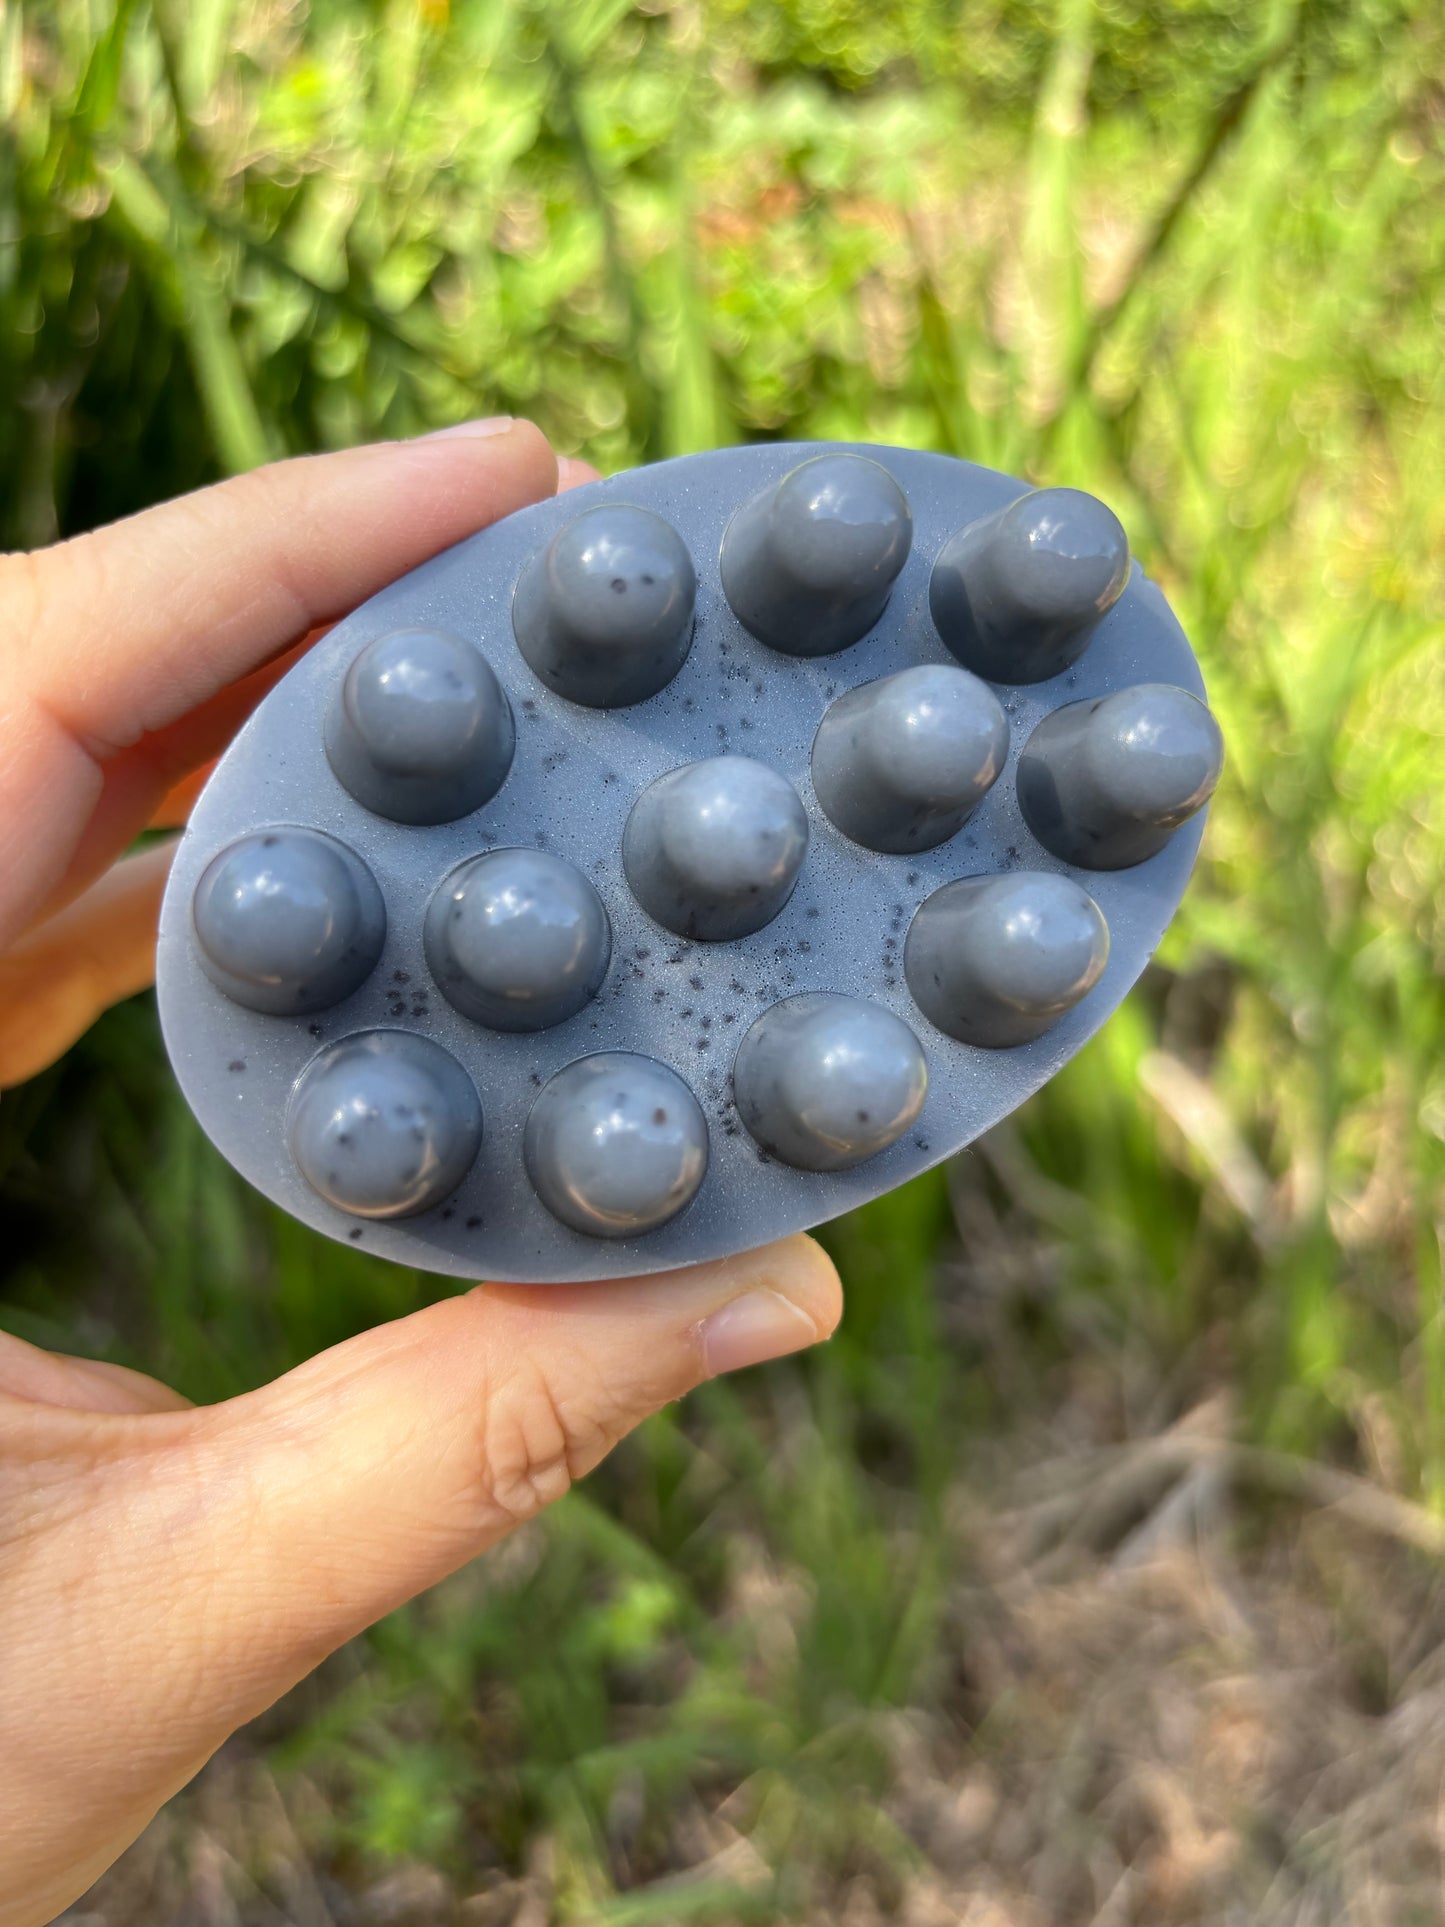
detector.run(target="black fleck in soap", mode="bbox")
[156,445,1222,1282]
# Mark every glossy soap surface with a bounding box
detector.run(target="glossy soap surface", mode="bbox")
[157,444,1216,1282]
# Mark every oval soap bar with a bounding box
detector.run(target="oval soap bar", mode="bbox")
[157,443,1217,1282]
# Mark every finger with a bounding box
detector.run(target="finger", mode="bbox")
[558,456,602,490]
[0,1236,840,1922]
[0,420,557,948]
[0,840,176,1088]
[202,1235,841,1684]
[0,1332,191,1415]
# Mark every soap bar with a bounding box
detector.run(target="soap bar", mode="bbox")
[156,444,1221,1283]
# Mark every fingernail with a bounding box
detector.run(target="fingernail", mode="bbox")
[417,416,515,441]
[698,1289,820,1377]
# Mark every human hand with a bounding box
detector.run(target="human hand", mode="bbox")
[0,423,842,1925]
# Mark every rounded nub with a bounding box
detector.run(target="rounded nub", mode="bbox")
[512,503,697,708]
[191,827,386,1015]
[732,993,928,1171]
[324,627,515,825]
[1017,683,1224,869]
[904,872,1109,1048]
[720,453,912,656]
[623,755,809,942]
[287,1030,482,1219]
[424,848,611,1032]
[992,488,1131,623]
[930,486,1130,684]
[811,664,1009,854]
[525,1053,708,1238]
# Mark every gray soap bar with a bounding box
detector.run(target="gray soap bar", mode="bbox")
[156,443,1218,1283]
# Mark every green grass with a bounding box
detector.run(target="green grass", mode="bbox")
[2,0,1442,1912]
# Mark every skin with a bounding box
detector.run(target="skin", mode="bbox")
[0,421,843,1927]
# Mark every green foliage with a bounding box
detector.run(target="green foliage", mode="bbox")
[2,0,1442,1908]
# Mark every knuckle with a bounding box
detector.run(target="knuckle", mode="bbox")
[475,1357,613,1530]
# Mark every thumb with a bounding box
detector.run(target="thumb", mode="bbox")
[195,1234,841,1698]
[3,1238,839,1924]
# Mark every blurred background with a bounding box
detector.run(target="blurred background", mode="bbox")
[2,1,1443,1921]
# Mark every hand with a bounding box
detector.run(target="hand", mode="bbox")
[0,423,842,1926]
